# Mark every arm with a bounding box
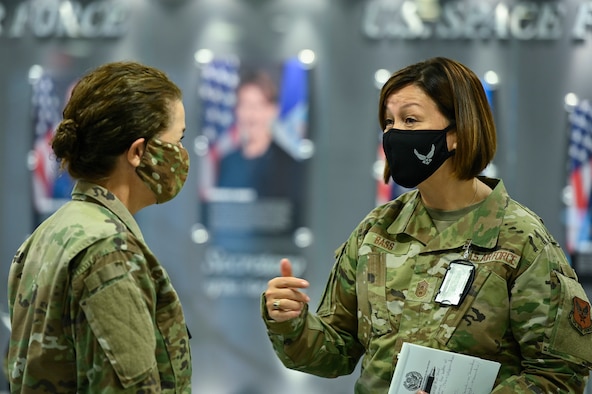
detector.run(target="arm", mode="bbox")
[492,243,592,393]
[72,245,162,391]
[262,240,365,378]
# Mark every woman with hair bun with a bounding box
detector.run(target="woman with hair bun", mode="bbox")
[6,61,192,392]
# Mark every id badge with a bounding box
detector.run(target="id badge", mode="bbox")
[434,259,475,307]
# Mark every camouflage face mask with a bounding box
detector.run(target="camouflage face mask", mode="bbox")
[136,138,190,204]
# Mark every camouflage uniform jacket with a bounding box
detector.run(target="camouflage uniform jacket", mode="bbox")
[262,177,592,393]
[6,181,192,393]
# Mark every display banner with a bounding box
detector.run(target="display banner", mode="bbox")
[29,71,75,226]
[196,56,310,298]
[193,56,312,392]
[566,99,592,277]
[567,99,592,254]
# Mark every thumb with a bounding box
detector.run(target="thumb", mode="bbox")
[280,258,293,277]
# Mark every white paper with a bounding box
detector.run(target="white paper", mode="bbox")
[388,342,501,394]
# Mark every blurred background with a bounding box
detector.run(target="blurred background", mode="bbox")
[1,0,592,392]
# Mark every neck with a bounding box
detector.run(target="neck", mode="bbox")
[419,177,485,211]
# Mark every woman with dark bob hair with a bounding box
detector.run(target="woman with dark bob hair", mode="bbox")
[6,61,192,392]
[262,57,592,393]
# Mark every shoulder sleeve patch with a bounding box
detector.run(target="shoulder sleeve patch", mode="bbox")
[570,296,592,335]
[545,271,592,364]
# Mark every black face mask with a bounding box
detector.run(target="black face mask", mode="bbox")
[382,124,455,188]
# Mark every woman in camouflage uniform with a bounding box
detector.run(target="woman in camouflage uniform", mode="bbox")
[6,61,192,392]
[262,57,592,393]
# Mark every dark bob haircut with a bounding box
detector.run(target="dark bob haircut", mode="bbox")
[378,57,496,183]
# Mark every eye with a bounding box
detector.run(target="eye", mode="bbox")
[384,119,394,130]
[404,117,417,125]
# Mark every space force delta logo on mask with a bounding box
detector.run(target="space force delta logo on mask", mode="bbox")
[0,0,129,38]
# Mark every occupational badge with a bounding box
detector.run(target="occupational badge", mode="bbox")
[569,296,592,335]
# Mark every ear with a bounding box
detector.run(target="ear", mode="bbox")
[127,138,146,168]
[448,131,458,150]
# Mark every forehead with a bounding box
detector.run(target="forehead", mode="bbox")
[238,84,267,99]
[384,84,435,112]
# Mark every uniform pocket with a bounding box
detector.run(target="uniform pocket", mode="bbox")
[81,272,156,388]
[436,268,509,356]
[357,253,392,339]
[544,270,592,364]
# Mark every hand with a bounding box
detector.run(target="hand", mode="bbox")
[265,258,310,322]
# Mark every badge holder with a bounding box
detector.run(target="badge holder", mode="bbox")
[434,259,475,307]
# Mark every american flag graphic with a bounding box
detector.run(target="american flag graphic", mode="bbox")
[197,56,241,200]
[30,73,73,222]
[566,99,592,254]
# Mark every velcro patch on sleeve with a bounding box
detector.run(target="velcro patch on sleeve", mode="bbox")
[569,296,592,335]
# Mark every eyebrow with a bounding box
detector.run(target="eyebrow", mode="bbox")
[384,101,422,117]
[385,99,423,112]
[398,102,422,111]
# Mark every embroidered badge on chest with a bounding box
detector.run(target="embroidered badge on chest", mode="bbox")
[415,280,429,298]
[569,296,592,335]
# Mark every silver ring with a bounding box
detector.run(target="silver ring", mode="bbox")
[272,299,281,310]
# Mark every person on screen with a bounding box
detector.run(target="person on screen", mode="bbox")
[217,69,302,199]
[5,61,192,392]
[211,69,305,247]
[261,57,592,393]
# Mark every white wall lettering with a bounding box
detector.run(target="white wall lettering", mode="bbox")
[362,0,586,41]
[0,0,129,38]
[573,2,592,40]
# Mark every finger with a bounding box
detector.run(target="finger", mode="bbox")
[280,258,292,277]
[270,288,310,304]
[269,276,309,291]
[272,298,305,312]
[268,299,306,322]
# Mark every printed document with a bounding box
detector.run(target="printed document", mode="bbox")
[388,342,501,394]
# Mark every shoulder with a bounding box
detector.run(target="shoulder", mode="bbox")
[359,191,415,226]
[499,199,570,278]
[503,199,560,251]
[36,201,139,266]
[347,191,416,247]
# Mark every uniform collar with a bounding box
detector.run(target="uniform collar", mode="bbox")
[71,180,144,241]
[387,177,509,252]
